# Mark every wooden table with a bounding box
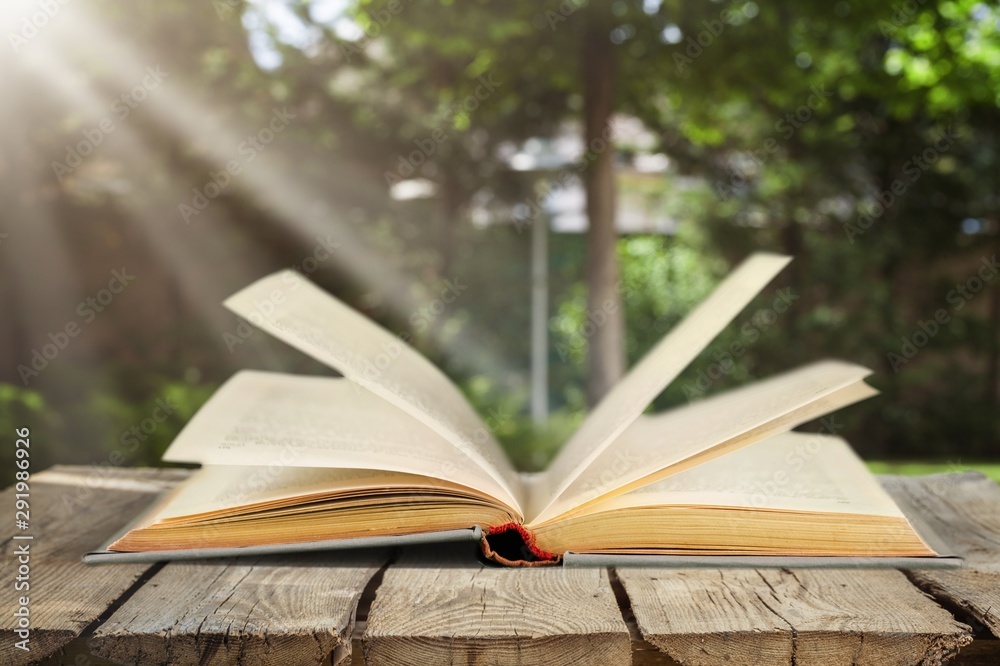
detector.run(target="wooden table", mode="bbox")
[2,466,999,666]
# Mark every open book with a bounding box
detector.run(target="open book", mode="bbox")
[86,254,956,567]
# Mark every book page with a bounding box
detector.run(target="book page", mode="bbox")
[223,271,520,501]
[151,465,484,522]
[586,431,905,518]
[162,370,521,514]
[112,463,519,552]
[534,253,792,518]
[529,431,933,557]
[527,361,876,525]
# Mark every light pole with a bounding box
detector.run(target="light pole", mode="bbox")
[530,205,549,426]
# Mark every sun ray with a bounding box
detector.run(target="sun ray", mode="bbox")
[23,3,522,388]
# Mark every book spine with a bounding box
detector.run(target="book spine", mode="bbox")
[480,522,561,567]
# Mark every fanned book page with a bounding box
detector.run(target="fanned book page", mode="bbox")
[530,254,791,521]
[109,464,516,552]
[530,432,936,557]
[138,466,479,524]
[224,271,522,510]
[88,253,954,567]
[161,370,521,513]
[527,361,877,525]
[604,431,907,517]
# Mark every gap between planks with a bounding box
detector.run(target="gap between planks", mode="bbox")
[345,565,671,666]
[11,469,1000,666]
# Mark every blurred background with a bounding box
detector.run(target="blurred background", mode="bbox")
[0,0,997,485]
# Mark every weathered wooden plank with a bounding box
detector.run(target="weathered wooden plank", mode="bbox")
[90,551,388,666]
[11,466,999,666]
[616,567,972,666]
[947,640,1000,666]
[607,571,683,666]
[363,548,631,665]
[33,628,1000,665]
[0,465,188,666]
[882,472,1000,640]
[34,638,141,665]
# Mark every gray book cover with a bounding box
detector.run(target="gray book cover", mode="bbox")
[84,509,960,569]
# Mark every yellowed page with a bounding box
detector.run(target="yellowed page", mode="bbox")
[528,361,876,525]
[111,464,518,551]
[528,431,934,557]
[572,431,904,517]
[152,465,471,521]
[223,271,520,502]
[162,370,521,514]
[533,253,791,519]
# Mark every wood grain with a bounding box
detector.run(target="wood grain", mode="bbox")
[0,465,188,666]
[882,472,1000,639]
[9,466,1000,666]
[616,567,972,666]
[946,640,1000,666]
[90,552,388,666]
[363,548,630,665]
[29,632,1000,665]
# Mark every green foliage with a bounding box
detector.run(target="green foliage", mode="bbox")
[459,371,581,471]
[3,0,998,479]
[867,461,1000,484]
[0,385,53,487]
[0,376,216,486]
[0,384,46,418]
[550,232,726,411]
[87,381,218,463]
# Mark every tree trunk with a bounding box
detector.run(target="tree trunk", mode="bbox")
[582,13,625,407]
[987,135,1000,447]
[987,261,999,415]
